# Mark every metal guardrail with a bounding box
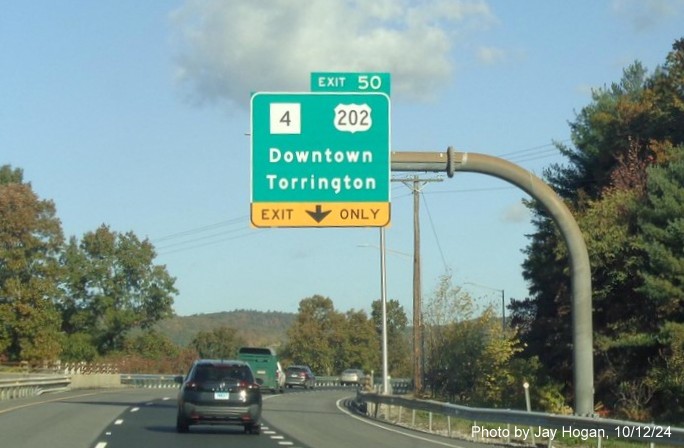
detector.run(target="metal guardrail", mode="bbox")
[313,376,412,393]
[116,374,412,392]
[119,374,345,390]
[116,374,400,388]
[0,375,71,400]
[0,373,407,401]
[356,392,684,446]
[120,374,180,388]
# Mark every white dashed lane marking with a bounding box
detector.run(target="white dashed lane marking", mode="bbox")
[261,420,302,446]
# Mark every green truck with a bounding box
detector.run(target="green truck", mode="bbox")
[237,346,284,393]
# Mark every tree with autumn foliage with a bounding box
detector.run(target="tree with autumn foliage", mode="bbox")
[511,38,684,422]
[0,163,178,362]
[423,274,523,407]
[0,166,64,362]
[283,295,344,375]
[283,295,383,376]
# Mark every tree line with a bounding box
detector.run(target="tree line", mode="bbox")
[280,295,411,377]
[0,166,177,363]
[510,38,684,423]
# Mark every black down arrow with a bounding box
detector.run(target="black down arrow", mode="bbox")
[306,204,332,223]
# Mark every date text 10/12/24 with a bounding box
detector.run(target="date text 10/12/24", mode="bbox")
[471,425,672,442]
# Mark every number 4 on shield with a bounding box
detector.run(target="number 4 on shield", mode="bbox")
[270,103,301,134]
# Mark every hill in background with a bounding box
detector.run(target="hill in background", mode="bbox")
[154,309,296,349]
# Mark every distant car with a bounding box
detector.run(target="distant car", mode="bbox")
[285,365,316,389]
[340,368,365,386]
[176,359,263,434]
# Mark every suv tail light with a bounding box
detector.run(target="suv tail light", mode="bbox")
[184,381,199,391]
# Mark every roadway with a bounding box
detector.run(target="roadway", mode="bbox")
[0,387,486,448]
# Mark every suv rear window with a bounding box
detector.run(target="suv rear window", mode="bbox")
[193,364,254,383]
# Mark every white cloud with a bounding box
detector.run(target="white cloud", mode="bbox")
[611,0,684,32]
[501,201,530,224]
[476,45,505,65]
[170,0,495,108]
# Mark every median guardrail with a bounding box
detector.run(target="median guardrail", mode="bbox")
[313,375,411,392]
[120,374,180,388]
[115,374,411,391]
[0,375,71,400]
[0,372,406,400]
[355,392,684,446]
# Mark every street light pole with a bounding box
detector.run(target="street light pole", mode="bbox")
[379,228,389,394]
[358,240,404,394]
[501,289,505,334]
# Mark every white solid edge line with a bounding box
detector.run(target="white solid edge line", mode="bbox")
[335,398,468,448]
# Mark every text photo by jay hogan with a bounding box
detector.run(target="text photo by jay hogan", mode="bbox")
[472,425,673,441]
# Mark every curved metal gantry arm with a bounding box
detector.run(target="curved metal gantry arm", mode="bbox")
[391,148,594,416]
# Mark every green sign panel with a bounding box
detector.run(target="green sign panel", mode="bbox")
[251,92,390,203]
[250,92,390,227]
[311,72,391,95]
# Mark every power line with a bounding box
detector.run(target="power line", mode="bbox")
[422,186,515,195]
[152,216,248,243]
[149,214,270,256]
[498,142,557,158]
[157,229,265,256]
[420,191,450,274]
[155,226,256,251]
[489,139,573,166]
[497,139,570,159]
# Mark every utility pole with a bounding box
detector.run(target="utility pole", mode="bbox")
[412,177,422,394]
[396,175,442,395]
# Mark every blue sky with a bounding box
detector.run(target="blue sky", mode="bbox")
[2,1,683,317]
